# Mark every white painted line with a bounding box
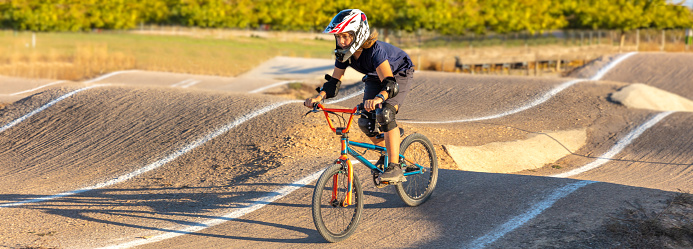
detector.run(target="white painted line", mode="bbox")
[179,80,201,88]
[3,80,67,96]
[170,79,195,87]
[326,88,365,104]
[97,168,326,249]
[466,180,595,249]
[403,79,586,124]
[590,52,637,81]
[83,70,139,84]
[0,100,301,208]
[551,111,674,178]
[0,84,108,134]
[466,110,673,248]
[249,80,302,93]
[403,52,637,124]
[171,79,201,88]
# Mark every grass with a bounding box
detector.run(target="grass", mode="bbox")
[0,30,334,80]
[606,191,693,248]
[2,29,691,81]
[266,82,319,100]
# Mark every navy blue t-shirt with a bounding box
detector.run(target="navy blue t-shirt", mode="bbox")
[335,41,413,77]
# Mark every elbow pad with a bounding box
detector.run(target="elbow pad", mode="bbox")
[316,74,341,99]
[381,76,399,99]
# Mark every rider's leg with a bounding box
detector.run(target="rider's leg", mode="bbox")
[368,136,385,147]
[383,104,399,163]
[377,104,406,182]
[384,126,399,164]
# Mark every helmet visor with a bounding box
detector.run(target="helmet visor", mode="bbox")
[324,9,352,33]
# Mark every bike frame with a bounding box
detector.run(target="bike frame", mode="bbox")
[315,104,425,206]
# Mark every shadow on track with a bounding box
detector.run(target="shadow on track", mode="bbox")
[1,169,680,247]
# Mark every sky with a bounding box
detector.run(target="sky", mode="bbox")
[671,0,693,7]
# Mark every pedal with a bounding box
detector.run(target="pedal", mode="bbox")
[405,165,421,173]
[378,176,406,184]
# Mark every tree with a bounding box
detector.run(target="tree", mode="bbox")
[480,0,566,34]
[562,0,693,50]
[0,0,690,38]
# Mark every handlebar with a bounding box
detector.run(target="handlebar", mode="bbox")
[304,103,366,134]
[306,102,367,117]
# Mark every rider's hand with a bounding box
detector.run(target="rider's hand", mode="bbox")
[364,97,383,112]
[304,95,323,108]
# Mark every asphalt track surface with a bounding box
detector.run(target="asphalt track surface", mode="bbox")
[0,53,692,248]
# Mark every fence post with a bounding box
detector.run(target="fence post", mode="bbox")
[686,28,692,51]
[636,29,640,51]
[417,32,422,71]
[661,30,665,51]
[440,57,445,72]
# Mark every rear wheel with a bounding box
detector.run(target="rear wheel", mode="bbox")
[396,133,438,207]
[312,163,364,242]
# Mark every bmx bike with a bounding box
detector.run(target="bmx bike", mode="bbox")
[305,103,438,242]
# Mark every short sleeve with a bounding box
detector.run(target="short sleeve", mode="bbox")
[370,45,388,70]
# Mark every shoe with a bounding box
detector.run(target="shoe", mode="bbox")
[379,162,406,183]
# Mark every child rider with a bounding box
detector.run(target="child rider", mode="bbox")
[304,9,415,183]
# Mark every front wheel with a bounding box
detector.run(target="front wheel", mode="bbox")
[312,162,364,242]
[396,133,438,207]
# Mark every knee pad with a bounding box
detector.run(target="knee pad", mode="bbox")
[376,103,397,132]
[358,116,380,137]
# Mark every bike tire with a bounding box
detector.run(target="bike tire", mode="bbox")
[312,163,364,243]
[396,133,438,207]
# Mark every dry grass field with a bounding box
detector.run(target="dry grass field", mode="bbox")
[2,29,692,81]
[0,30,334,80]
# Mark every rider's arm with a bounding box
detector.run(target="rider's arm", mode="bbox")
[305,67,345,107]
[316,67,345,101]
[375,60,394,101]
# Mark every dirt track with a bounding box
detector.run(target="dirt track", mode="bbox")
[597,52,693,99]
[1,53,692,248]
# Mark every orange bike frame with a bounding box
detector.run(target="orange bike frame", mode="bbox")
[318,103,358,134]
[319,103,357,206]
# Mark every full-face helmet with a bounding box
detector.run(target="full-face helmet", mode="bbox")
[323,9,370,62]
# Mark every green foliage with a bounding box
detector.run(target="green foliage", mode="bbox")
[480,0,567,34]
[563,0,692,31]
[0,0,691,33]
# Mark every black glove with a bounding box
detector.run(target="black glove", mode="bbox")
[317,74,341,99]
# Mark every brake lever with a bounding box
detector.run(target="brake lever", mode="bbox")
[304,102,321,117]
[304,109,319,116]
[355,103,369,118]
